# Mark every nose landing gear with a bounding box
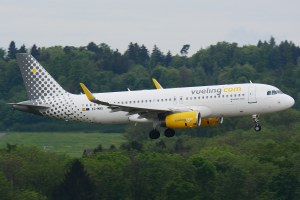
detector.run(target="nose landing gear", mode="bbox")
[252,114,261,132]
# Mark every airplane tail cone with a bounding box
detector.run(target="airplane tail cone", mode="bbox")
[16,53,68,100]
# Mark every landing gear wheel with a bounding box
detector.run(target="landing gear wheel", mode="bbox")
[252,114,261,132]
[149,129,160,139]
[164,128,175,138]
[254,124,261,132]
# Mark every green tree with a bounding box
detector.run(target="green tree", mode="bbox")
[0,48,5,60]
[0,171,12,200]
[30,44,40,58]
[84,151,130,199]
[150,45,164,67]
[56,159,96,200]
[18,44,27,53]
[270,169,300,200]
[7,41,18,59]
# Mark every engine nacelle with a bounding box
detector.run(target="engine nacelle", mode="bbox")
[162,112,201,129]
[201,117,223,126]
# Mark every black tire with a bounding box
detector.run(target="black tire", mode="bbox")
[149,129,160,139]
[254,124,261,132]
[164,128,175,137]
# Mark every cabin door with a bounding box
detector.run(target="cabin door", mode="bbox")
[248,86,257,103]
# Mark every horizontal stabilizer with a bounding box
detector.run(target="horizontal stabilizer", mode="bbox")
[8,101,50,115]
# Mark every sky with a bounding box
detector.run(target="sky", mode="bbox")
[1,0,299,55]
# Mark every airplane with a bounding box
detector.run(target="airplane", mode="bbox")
[10,53,295,139]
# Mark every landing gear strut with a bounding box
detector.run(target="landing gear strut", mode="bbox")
[252,114,261,132]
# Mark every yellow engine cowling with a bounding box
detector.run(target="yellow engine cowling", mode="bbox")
[163,112,201,129]
[201,117,223,126]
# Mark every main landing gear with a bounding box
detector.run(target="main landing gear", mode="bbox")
[149,128,176,139]
[252,114,261,132]
[149,129,160,139]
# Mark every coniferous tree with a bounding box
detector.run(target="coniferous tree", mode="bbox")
[126,43,150,66]
[165,51,172,66]
[18,44,27,53]
[150,45,164,67]
[56,159,96,200]
[127,42,137,61]
[139,44,149,66]
[30,44,40,58]
[7,41,18,59]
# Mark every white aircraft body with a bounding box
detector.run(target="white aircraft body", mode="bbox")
[11,53,295,139]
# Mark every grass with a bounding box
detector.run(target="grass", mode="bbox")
[0,132,126,157]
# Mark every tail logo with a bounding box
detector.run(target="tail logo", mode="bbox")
[31,67,37,74]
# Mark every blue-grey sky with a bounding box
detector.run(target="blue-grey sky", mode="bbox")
[1,0,299,54]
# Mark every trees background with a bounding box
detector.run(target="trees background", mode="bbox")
[0,38,300,199]
[1,37,300,132]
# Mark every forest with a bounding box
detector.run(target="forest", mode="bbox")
[0,37,300,199]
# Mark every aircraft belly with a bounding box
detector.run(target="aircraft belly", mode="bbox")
[86,110,129,124]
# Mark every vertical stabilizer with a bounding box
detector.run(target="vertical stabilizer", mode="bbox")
[16,53,68,100]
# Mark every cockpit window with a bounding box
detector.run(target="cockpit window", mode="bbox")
[267,90,283,95]
[277,90,283,94]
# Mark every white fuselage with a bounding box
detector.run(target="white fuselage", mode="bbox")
[40,83,294,124]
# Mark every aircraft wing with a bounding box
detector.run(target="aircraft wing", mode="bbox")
[80,83,172,118]
[80,83,212,118]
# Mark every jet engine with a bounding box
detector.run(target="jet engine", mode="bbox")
[201,117,223,126]
[161,112,201,129]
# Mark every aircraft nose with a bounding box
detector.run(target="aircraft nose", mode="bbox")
[285,95,295,108]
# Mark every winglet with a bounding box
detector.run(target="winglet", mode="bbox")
[80,83,96,101]
[152,78,163,89]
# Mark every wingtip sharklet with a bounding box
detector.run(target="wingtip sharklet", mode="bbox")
[80,83,96,101]
[152,78,163,89]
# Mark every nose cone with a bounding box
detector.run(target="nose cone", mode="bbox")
[285,95,295,108]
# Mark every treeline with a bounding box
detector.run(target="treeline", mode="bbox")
[0,37,300,131]
[1,127,300,200]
